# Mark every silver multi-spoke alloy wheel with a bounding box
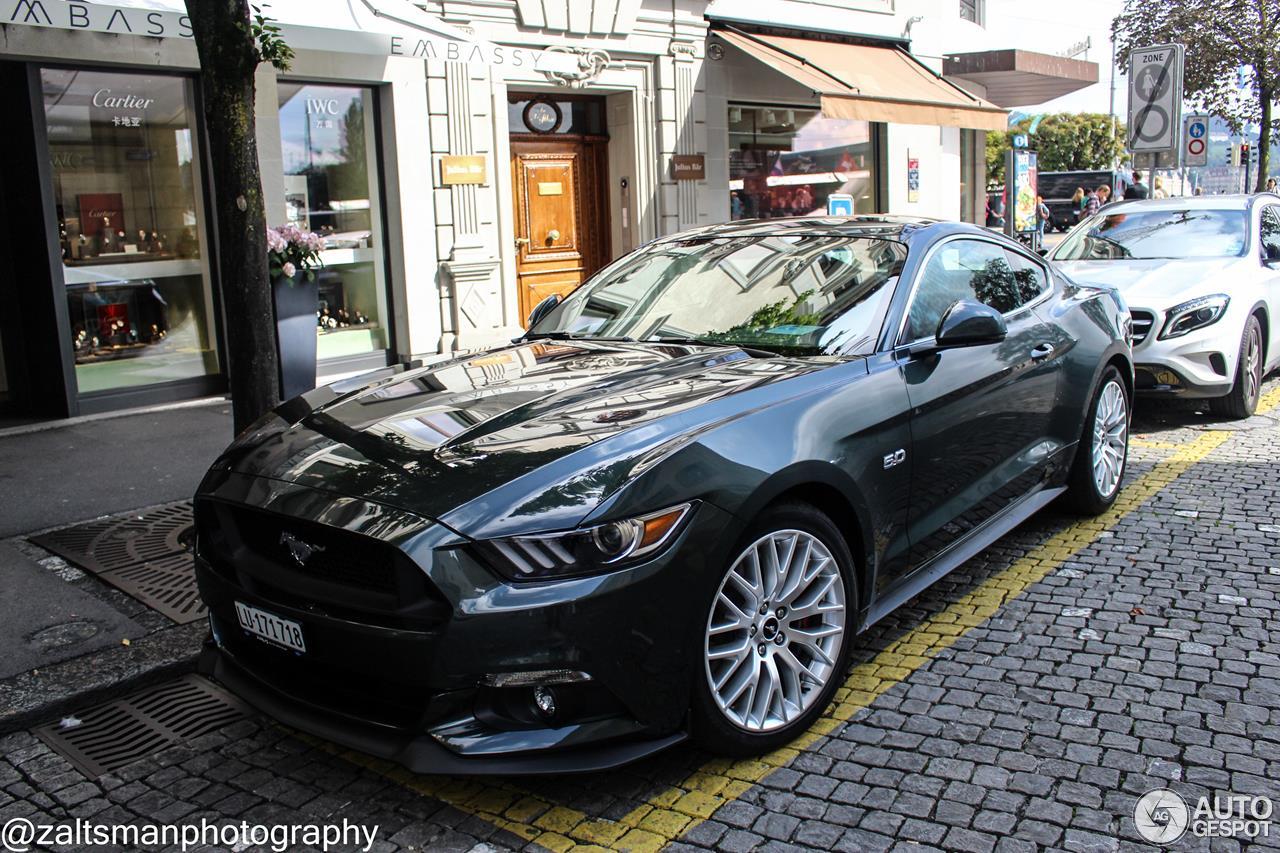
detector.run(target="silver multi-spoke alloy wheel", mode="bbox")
[1091,379,1128,498]
[704,529,847,733]
[1244,324,1262,407]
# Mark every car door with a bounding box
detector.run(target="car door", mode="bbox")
[894,237,1063,579]
[1259,205,1280,364]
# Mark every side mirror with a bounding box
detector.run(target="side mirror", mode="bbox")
[934,300,1008,349]
[1036,247,1049,257]
[526,293,561,328]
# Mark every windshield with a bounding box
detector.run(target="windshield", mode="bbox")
[529,235,908,356]
[1051,208,1248,260]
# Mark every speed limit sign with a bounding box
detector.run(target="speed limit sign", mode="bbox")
[1183,115,1209,166]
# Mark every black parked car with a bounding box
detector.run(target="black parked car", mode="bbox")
[195,217,1133,774]
[1038,170,1133,232]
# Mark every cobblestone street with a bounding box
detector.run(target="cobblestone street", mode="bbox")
[2,383,1279,853]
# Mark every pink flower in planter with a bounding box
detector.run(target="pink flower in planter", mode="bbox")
[281,261,297,278]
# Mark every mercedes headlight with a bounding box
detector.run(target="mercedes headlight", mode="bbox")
[477,503,694,582]
[1159,294,1229,339]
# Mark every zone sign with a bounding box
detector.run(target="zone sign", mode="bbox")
[1127,44,1184,154]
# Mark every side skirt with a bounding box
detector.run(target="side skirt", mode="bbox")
[860,485,1067,630]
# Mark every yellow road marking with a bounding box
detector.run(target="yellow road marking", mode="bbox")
[319,387,1280,852]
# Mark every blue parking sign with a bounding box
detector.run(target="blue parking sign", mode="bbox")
[827,194,854,216]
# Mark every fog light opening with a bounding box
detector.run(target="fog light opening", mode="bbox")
[532,685,557,719]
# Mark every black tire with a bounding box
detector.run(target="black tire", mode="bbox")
[691,502,858,756]
[1064,366,1130,515]
[1209,315,1263,420]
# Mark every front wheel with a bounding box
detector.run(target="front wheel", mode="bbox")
[691,503,856,756]
[1209,315,1263,419]
[1064,366,1130,515]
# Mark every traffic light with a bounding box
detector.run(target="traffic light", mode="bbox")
[1242,143,1251,164]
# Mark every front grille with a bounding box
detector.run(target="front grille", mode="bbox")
[195,500,449,631]
[1130,309,1156,345]
[233,507,399,593]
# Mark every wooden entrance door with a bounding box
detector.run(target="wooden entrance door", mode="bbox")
[511,139,608,324]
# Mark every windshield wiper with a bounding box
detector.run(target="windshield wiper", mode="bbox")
[646,337,779,358]
[523,331,638,342]
[644,336,714,346]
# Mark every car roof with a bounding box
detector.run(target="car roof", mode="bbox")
[648,215,984,245]
[1100,193,1280,214]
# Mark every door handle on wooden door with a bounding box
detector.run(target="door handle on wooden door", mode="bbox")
[514,237,531,249]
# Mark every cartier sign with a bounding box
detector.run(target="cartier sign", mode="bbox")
[92,89,155,110]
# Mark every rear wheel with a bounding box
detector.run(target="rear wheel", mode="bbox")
[692,503,856,756]
[1209,315,1263,420]
[1064,366,1129,515]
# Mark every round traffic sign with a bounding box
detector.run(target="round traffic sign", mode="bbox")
[1188,138,1205,155]
[1189,121,1206,138]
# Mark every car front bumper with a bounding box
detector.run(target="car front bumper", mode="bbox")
[193,474,737,774]
[1130,308,1237,398]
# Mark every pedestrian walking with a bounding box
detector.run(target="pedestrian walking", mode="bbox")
[1123,171,1150,200]
[1071,187,1086,223]
[1084,186,1101,217]
[1097,184,1112,207]
[1153,176,1168,199]
[1267,177,1277,193]
[1037,195,1051,236]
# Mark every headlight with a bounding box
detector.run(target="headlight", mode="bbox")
[1159,294,1230,339]
[477,502,694,582]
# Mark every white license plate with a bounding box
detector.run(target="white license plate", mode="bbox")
[235,601,306,653]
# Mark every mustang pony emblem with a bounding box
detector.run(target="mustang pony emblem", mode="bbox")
[279,531,325,566]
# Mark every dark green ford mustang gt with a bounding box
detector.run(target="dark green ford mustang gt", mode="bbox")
[194,217,1133,774]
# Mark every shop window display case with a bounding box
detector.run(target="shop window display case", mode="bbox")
[728,105,878,220]
[42,68,219,395]
[277,82,388,362]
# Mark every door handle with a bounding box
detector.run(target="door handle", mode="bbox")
[546,229,561,242]
[1030,343,1055,361]
[514,237,531,249]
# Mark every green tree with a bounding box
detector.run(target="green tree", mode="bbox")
[987,114,1127,185]
[188,2,293,433]
[1113,0,1280,191]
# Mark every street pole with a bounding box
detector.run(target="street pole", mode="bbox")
[1109,37,1118,169]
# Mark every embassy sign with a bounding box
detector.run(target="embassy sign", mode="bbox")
[4,0,191,37]
[2,0,573,74]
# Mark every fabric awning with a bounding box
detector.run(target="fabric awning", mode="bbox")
[0,0,577,74]
[716,29,1008,132]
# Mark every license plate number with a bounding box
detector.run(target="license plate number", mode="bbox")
[234,601,306,653]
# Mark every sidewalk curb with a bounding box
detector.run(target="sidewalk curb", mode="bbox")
[0,622,205,735]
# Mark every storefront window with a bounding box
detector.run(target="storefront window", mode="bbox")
[42,69,218,395]
[728,106,877,220]
[277,83,387,360]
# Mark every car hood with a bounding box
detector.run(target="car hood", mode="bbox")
[1052,257,1247,309]
[217,339,834,536]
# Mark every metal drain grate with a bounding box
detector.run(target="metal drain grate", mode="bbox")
[34,675,249,777]
[99,553,207,624]
[32,502,194,574]
[30,502,205,624]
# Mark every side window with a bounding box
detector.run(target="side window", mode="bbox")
[905,240,1046,341]
[1261,207,1280,260]
[1000,248,1050,304]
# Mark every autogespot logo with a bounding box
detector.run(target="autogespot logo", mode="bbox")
[1135,788,1274,844]
[1135,789,1189,844]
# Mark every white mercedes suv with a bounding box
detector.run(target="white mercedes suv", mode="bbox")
[1050,194,1280,418]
